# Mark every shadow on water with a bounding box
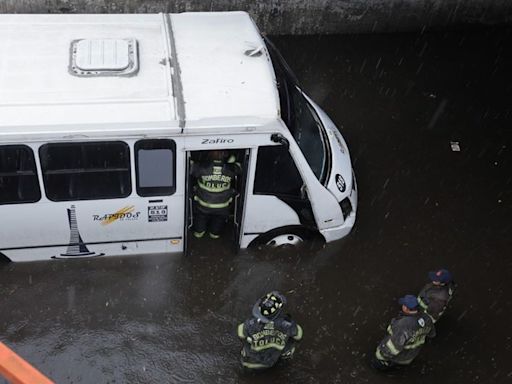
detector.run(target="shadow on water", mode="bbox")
[1,26,512,383]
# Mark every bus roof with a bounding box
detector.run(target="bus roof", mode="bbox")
[0,12,279,139]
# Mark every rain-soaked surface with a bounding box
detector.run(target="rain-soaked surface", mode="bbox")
[1,27,512,383]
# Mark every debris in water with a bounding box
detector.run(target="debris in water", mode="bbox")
[450,141,461,152]
[457,309,468,321]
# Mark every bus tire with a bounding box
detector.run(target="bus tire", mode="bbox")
[248,226,324,251]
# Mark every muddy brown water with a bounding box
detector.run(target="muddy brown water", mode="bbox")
[1,28,512,383]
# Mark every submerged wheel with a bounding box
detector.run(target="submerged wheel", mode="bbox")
[249,226,324,250]
[265,233,304,248]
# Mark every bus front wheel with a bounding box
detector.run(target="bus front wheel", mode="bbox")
[249,226,324,250]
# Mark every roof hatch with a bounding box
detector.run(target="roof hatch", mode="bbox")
[70,38,139,77]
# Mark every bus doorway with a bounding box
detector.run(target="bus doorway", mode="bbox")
[184,149,249,256]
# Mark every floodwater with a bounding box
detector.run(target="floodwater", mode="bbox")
[1,27,512,383]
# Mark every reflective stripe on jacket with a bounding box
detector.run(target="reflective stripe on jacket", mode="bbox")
[192,159,240,211]
[238,315,303,369]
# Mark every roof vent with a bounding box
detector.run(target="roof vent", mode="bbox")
[69,38,139,77]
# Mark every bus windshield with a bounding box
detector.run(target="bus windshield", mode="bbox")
[265,37,330,184]
[287,86,329,183]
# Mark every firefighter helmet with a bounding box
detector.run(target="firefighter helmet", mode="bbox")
[252,291,287,323]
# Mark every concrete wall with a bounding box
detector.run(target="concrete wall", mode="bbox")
[0,0,511,34]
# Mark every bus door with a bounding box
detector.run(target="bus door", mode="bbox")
[239,143,314,248]
[184,151,193,256]
[233,149,250,252]
[239,138,342,249]
[184,149,249,254]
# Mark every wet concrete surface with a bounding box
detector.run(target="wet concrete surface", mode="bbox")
[1,27,512,383]
[4,1,512,35]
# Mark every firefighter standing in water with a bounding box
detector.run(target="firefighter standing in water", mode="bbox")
[237,291,303,371]
[417,268,456,323]
[191,150,241,239]
[372,295,435,371]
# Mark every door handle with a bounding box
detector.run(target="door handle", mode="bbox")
[188,197,194,229]
[233,193,241,227]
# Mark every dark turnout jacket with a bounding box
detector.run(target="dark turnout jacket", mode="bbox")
[376,311,435,365]
[191,159,241,214]
[418,281,456,322]
[238,315,303,369]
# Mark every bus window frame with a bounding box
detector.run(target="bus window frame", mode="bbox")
[0,144,41,205]
[39,140,132,202]
[253,144,305,199]
[135,139,177,197]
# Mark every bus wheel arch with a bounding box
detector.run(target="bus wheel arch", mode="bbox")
[248,225,325,250]
[0,252,11,263]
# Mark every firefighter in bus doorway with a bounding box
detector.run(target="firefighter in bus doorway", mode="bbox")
[191,150,241,239]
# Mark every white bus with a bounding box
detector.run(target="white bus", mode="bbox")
[0,12,357,262]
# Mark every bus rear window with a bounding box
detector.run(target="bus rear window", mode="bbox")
[0,145,41,205]
[39,141,131,201]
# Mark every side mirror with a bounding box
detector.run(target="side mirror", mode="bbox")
[270,133,289,149]
[300,184,308,200]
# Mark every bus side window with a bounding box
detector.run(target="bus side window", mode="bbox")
[135,139,176,197]
[0,145,41,205]
[39,141,131,201]
[254,145,303,198]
